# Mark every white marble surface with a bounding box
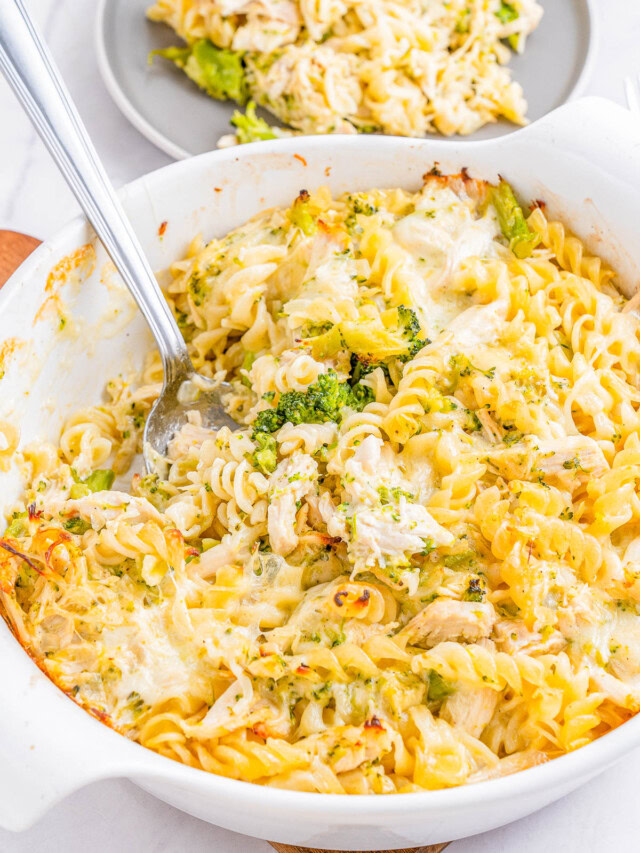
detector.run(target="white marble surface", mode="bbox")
[1,1,640,850]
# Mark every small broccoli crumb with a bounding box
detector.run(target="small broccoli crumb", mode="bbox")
[427,670,454,702]
[231,100,279,144]
[63,517,91,535]
[252,433,277,474]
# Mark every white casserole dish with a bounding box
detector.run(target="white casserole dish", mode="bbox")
[1,97,640,849]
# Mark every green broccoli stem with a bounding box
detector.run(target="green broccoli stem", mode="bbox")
[490,180,539,259]
[231,101,279,144]
[150,39,248,104]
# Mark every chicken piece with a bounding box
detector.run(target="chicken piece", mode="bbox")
[606,611,640,681]
[401,598,496,647]
[441,685,499,738]
[46,491,164,530]
[167,419,216,460]
[195,538,238,579]
[589,669,640,711]
[556,587,610,648]
[447,299,508,349]
[488,435,608,489]
[535,436,608,478]
[494,619,566,655]
[422,171,490,206]
[268,455,318,555]
[468,749,548,783]
[476,408,502,443]
[307,720,394,774]
[333,503,453,569]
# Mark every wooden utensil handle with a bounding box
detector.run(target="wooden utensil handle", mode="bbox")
[0,229,449,853]
[0,229,41,286]
[270,844,449,853]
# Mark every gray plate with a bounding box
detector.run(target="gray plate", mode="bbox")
[96,0,596,160]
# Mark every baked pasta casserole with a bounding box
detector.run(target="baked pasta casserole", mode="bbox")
[2,172,640,794]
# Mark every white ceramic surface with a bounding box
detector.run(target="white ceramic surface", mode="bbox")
[95,0,597,160]
[1,97,640,849]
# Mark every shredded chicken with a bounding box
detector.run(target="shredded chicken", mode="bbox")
[488,435,608,488]
[268,454,318,555]
[167,419,216,460]
[45,491,164,529]
[494,620,566,656]
[401,598,496,647]
[308,721,394,774]
[441,685,499,738]
[447,299,508,349]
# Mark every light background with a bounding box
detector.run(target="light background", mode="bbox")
[1,1,640,850]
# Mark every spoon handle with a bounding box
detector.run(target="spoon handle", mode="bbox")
[0,0,190,383]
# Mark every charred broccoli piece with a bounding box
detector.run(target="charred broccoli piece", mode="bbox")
[349,352,390,387]
[288,190,317,236]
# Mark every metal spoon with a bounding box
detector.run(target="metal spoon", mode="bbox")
[0,0,237,473]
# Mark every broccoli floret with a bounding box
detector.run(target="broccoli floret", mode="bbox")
[288,190,317,236]
[252,408,285,436]
[251,371,372,437]
[306,373,352,420]
[397,305,421,340]
[304,372,373,421]
[427,670,455,702]
[63,516,91,535]
[448,353,474,391]
[231,100,279,144]
[252,433,277,474]
[348,381,374,410]
[277,372,364,425]
[349,352,390,386]
[4,515,28,538]
[276,390,313,426]
[496,1,518,23]
[396,305,429,362]
[70,468,115,498]
[151,39,247,104]
[490,179,539,259]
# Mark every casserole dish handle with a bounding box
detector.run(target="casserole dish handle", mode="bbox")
[0,652,158,832]
[498,96,640,295]
[502,96,640,183]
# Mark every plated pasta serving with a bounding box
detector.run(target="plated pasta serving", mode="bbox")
[2,171,640,795]
[147,0,543,142]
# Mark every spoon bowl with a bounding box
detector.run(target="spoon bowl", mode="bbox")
[143,373,236,472]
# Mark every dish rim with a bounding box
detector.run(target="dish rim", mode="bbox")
[94,0,599,161]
